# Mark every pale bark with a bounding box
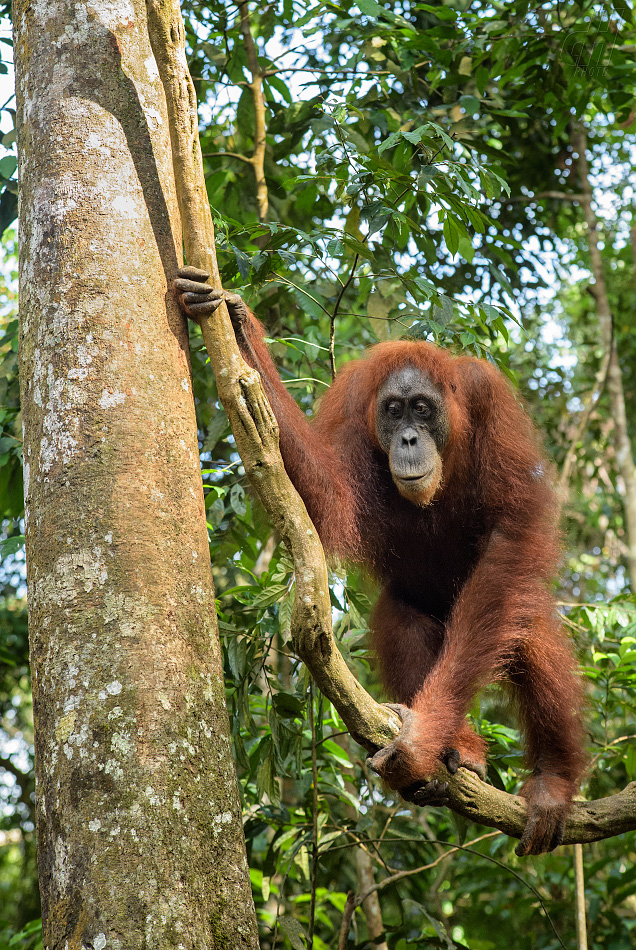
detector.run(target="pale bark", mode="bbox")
[14,1,257,947]
[574,843,588,950]
[574,125,636,589]
[238,1,269,222]
[356,849,389,950]
[556,346,610,504]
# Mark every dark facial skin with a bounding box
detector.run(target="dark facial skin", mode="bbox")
[376,366,450,505]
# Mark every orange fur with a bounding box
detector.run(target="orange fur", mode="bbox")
[237,314,586,851]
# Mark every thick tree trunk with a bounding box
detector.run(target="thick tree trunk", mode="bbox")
[14,2,258,947]
[575,125,636,590]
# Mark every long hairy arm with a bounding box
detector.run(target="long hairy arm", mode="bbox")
[174,270,359,555]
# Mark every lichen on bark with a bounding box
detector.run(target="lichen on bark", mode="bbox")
[15,0,258,946]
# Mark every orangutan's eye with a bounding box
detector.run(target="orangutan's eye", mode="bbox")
[414,401,432,418]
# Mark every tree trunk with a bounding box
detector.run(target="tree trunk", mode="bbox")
[575,124,636,590]
[356,849,389,950]
[14,2,258,947]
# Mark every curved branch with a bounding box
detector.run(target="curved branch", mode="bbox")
[146,0,636,854]
[446,769,636,845]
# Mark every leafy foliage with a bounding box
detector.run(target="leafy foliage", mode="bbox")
[1,1,636,948]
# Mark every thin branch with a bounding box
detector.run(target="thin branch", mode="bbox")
[308,683,319,948]
[270,273,334,317]
[589,733,636,769]
[574,843,588,950]
[359,830,500,901]
[338,893,356,950]
[338,830,567,950]
[329,252,359,379]
[556,342,611,503]
[202,150,253,164]
[356,847,389,950]
[263,66,392,77]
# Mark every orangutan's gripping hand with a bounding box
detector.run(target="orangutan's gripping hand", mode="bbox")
[173,267,249,334]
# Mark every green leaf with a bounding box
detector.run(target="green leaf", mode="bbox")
[418,3,456,19]
[458,235,474,262]
[0,644,16,665]
[459,95,480,115]
[414,276,436,297]
[0,186,16,237]
[464,205,486,234]
[272,693,305,718]
[357,0,383,16]
[203,409,229,452]
[366,210,390,236]
[208,496,225,530]
[278,915,307,950]
[0,435,16,454]
[278,593,292,641]
[0,534,24,556]
[265,74,293,104]
[488,262,513,295]
[401,123,429,145]
[318,829,346,852]
[250,584,289,608]
[450,811,470,844]
[427,121,454,150]
[321,739,352,764]
[418,165,438,186]
[230,483,247,517]
[0,155,16,179]
[475,65,489,95]
[378,130,401,154]
[431,295,453,326]
[341,235,375,261]
[256,748,280,804]
[9,919,42,947]
[443,215,460,256]
[234,248,250,280]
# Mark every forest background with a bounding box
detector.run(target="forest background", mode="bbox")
[1,0,636,948]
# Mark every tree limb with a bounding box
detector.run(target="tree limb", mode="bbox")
[556,343,611,503]
[145,0,636,853]
[237,1,268,222]
[573,122,636,588]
